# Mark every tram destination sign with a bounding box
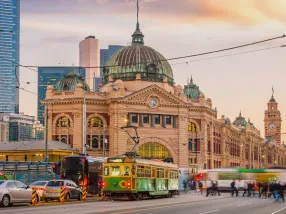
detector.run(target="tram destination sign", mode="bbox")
[108,158,124,163]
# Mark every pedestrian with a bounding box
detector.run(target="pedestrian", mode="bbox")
[279,182,285,202]
[188,180,192,191]
[269,182,275,198]
[206,179,212,197]
[247,182,253,197]
[242,181,248,197]
[231,180,238,197]
[257,180,262,197]
[198,181,203,195]
[252,181,256,196]
[261,181,268,198]
[183,180,187,194]
[213,180,220,196]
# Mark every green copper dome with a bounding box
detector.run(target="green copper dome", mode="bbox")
[55,69,89,91]
[184,76,203,99]
[102,22,174,85]
[233,112,247,127]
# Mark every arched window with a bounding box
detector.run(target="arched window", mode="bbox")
[138,142,170,159]
[188,122,196,132]
[57,116,70,127]
[88,117,103,127]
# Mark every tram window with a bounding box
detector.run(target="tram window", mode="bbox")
[122,166,130,176]
[110,166,120,176]
[104,166,109,176]
[137,166,144,177]
[157,168,164,178]
[145,167,151,178]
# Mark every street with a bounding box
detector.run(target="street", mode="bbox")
[2,193,286,214]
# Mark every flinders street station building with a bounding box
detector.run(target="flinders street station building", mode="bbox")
[43,19,286,172]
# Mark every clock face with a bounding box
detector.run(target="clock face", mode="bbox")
[149,98,157,107]
[269,124,275,129]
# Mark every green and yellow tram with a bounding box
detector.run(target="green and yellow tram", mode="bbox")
[102,156,179,200]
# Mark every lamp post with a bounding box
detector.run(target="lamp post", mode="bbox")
[82,87,87,156]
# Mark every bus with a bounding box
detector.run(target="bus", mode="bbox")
[196,167,286,191]
[102,155,179,200]
[60,156,106,195]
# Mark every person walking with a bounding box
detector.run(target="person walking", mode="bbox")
[279,182,285,202]
[213,180,220,196]
[206,179,212,197]
[242,181,248,197]
[183,180,187,194]
[252,181,256,196]
[261,181,268,198]
[231,180,238,197]
[247,182,253,197]
[198,181,203,195]
[257,180,262,197]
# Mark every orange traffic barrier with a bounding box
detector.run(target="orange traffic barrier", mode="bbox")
[60,187,65,203]
[31,188,37,206]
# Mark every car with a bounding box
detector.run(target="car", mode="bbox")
[29,181,48,202]
[0,180,32,207]
[43,180,82,202]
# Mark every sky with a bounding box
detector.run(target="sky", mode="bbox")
[19,0,286,141]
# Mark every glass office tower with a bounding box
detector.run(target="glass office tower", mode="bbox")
[94,45,125,91]
[37,67,85,124]
[0,0,20,113]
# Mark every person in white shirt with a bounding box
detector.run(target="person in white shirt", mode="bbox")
[206,179,212,197]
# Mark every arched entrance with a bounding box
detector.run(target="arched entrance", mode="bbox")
[136,137,177,163]
[138,142,170,159]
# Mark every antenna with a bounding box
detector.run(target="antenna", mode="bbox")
[137,0,139,26]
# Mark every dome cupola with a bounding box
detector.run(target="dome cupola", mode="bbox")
[184,76,203,99]
[55,68,89,91]
[102,0,174,86]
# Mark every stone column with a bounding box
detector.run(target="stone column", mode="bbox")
[177,108,188,168]
[200,120,208,169]
[210,123,214,169]
[73,112,82,151]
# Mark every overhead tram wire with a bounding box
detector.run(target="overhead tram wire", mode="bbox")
[17,43,286,85]
[170,44,286,66]
[2,34,285,73]
[4,34,285,89]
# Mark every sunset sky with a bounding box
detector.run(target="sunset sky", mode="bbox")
[19,0,286,141]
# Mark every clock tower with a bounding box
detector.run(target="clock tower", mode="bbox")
[264,93,282,144]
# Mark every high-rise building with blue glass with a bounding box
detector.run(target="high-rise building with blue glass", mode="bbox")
[93,45,125,91]
[37,67,85,124]
[0,0,20,113]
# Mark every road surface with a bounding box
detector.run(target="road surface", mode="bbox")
[2,193,286,214]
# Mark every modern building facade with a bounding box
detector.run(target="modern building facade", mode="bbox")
[0,0,20,113]
[37,67,85,124]
[0,113,34,141]
[0,120,9,142]
[43,16,286,171]
[79,36,100,90]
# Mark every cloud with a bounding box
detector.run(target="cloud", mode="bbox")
[20,0,286,26]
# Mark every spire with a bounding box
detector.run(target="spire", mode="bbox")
[71,64,76,74]
[239,111,242,117]
[132,0,144,45]
[190,75,193,84]
[269,86,276,102]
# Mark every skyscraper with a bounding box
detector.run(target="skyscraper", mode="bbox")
[37,67,85,124]
[93,45,125,91]
[79,36,100,91]
[0,0,20,113]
